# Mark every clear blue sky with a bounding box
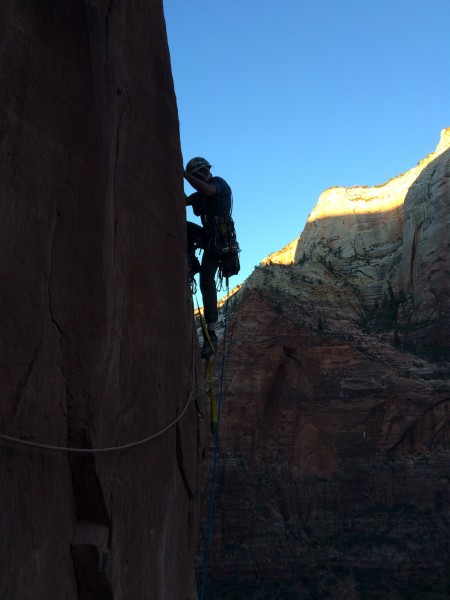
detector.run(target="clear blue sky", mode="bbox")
[163,0,450,291]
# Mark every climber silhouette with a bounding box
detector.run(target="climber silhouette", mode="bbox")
[184,157,232,358]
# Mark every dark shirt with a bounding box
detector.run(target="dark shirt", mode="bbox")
[206,176,232,219]
[188,176,232,226]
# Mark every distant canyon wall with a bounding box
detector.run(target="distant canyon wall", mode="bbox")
[296,128,450,347]
[0,2,203,599]
[201,130,450,598]
[265,129,450,350]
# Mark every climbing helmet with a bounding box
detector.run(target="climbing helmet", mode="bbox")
[185,157,211,176]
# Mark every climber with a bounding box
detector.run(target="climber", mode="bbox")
[184,157,232,359]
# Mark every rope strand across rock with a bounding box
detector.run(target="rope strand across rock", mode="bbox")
[0,328,199,454]
[0,388,197,454]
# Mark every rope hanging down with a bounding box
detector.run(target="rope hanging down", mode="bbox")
[199,283,231,600]
[194,291,218,433]
[0,328,199,454]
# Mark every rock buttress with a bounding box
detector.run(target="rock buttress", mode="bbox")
[200,132,450,598]
[0,2,204,599]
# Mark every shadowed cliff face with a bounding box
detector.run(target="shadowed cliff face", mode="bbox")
[200,133,450,599]
[0,3,205,599]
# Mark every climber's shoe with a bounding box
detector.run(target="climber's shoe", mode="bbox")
[201,333,218,359]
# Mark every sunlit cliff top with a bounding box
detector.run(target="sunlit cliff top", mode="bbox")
[261,127,450,267]
[310,127,450,220]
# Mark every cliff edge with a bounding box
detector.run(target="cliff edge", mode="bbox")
[0,3,204,599]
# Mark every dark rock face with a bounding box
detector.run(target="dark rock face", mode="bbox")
[201,140,450,598]
[0,2,204,599]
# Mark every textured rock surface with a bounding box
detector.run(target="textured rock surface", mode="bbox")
[261,238,298,266]
[200,131,450,599]
[0,3,205,599]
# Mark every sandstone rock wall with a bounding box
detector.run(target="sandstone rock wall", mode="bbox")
[295,130,450,336]
[201,131,450,598]
[261,238,298,266]
[0,3,204,599]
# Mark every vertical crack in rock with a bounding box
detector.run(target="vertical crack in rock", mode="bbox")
[111,89,131,268]
[12,341,42,417]
[69,450,113,598]
[67,53,128,596]
[47,203,71,422]
[426,165,438,204]
[408,224,422,294]
[45,184,112,596]
[71,521,113,600]
[48,288,67,336]
[48,207,66,336]
[105,0,114,57]
[176,421,196,536]
[255,355,289,453]
[69,451,110,525]
[112,106,124,268]
[67,86,130,600]
[176,422,194,500]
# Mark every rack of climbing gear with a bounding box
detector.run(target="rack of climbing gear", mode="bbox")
[212,214,241,291]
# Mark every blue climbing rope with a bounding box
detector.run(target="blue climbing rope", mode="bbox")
[199,286,230,600]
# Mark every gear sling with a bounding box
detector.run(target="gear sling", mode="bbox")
[209,214,240,280]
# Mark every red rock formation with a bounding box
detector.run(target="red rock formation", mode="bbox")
[0,2,205,599]
[201,133,450,598]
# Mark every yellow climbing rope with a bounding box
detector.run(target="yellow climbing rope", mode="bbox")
[194,293,218,433]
